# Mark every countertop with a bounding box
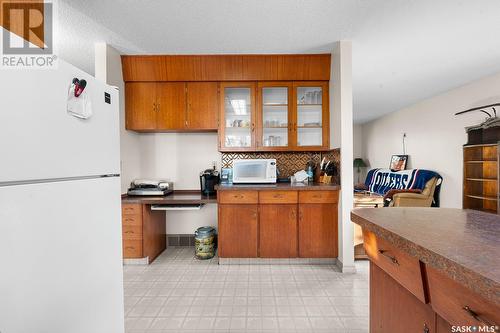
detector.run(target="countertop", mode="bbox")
[351,208,500,305]
[122,191,217,204]
[216,182,340,191]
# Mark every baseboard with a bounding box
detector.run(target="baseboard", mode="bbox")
[123,257,149,265]
[336,259,357,273]
[218,258,338,265]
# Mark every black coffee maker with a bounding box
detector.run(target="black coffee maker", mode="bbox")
[200,169,220,195]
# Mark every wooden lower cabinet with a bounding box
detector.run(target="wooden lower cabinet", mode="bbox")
[371,263,436,333]
[436,315,452,333]
[218,204,258,257]
[217,189,339,259]
[298,203,338,258]
[122,203,166,263]
[259,204,297,258]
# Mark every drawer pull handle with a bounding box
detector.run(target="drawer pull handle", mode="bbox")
[124,231,134,234]
[423,323,429,333]
[125,246,135,250]
[313,194,321,198]
[378,249,399,265]
[273,194,283,198]
[463,306,495,327]
[233,194,243,199]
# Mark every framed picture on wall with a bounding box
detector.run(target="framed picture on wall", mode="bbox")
[390,155,408,171]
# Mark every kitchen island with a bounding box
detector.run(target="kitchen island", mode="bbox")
[216,182,340,262]
[351,208,500,332]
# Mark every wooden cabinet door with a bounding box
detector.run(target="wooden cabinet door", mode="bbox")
[292,81,329,150]
[256,82,294,150]
[125,82,157,130]
[156,82,186,130]
[298,203,337,258]
[259,204,297,258]
[436,315,452,333]
[219,82,256,151]
[218,204,258,257]
[370,263,436,333]
[186,82,219,130]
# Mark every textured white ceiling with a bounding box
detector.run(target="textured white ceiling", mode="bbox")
[60,0,500,123]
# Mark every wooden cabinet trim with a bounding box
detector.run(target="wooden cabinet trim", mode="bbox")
[122,54,331,82]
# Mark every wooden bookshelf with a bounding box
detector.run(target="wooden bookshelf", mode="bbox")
[463,143,499,213]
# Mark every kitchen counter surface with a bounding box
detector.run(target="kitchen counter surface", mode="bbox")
[351,207,500,305]
[216,182,340,191]
[122,191,217,204]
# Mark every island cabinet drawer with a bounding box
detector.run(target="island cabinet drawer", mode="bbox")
[299,190,338,204]
[122,214,142,227]
[219,191,258,204]
[122,225,143,240]
[123,240,143,258]
[427,266,500,328]
[259,191,298,204]
[122,204,141,215]
[363,230,426,303]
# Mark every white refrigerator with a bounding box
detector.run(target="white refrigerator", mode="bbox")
[0,60,125,333]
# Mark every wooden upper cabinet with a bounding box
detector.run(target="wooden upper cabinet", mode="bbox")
[186,82,219,130]
[256,82,294,150]
[121,54,330,82]
[125,82,157,131]
[156,82,186,130]
[219,82,256,151]
[292,81,330,150]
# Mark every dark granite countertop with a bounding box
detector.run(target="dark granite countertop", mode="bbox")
[122,191,217,204]
[351,208,500,305]
[216,182,340,191]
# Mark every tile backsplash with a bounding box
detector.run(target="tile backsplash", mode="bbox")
[221,149,340,184]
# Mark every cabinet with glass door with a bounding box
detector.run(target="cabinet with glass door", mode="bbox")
[256,82,293,150]
[219,82,256,151]
[293,81,329,150]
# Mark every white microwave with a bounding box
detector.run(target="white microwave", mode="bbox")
[232,159,277,184]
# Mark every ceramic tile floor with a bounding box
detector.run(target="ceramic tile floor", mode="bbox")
[124,247,369,333]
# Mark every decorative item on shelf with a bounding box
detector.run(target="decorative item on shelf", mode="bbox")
[455,103,500,145]
[318,157,336,183]
[389,155,408,171]
[353,158,367,184]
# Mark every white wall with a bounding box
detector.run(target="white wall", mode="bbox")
[331,41,355,273]
[360,71,500,208]
[138,133,220,233]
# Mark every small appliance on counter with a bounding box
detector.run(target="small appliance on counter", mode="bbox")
[232,159,277,184]
[127,179,174,196]
[200,169,220,195]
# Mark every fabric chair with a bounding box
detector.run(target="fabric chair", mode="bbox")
[389,177,439,207]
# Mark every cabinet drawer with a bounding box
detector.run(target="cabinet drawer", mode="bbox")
[259,191,298,204]
[363,230,426,302]
[122,214,142,226]
[299,190,338,204]
[427,266,500,328]
[122,204,141,215]
[123,240,143,258]
[122,225,143,240]
[218,191,258,204]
